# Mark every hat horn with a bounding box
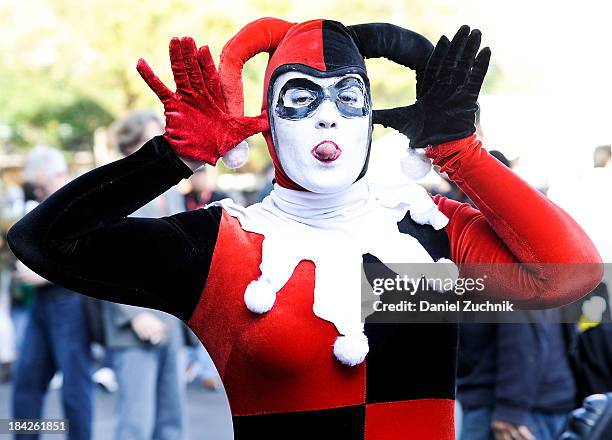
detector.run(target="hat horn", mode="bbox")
[218,17,295,117]
[347,23,433,82]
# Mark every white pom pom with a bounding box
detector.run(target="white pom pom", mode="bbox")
[333,332,369,366]
[400,148,432,180]
[424,258,460,292]
[221,141,249,169]
[244,279,276,314]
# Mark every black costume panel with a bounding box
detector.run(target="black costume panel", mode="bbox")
[7,136,221,321]
[233,404,366,439]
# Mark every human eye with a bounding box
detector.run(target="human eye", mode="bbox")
[284,89,316,107]
[338,87,364,106]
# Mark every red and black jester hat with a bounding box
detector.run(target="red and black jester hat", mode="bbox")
[218,17,433,191]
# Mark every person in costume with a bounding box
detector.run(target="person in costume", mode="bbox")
[7,18,603,439]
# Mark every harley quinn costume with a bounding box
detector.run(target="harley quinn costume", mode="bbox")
[7,18,603,439]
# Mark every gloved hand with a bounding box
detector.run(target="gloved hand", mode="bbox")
[373,25,490,149]
[137,37,269,166]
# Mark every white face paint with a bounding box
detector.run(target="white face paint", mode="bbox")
[270,71,371,194]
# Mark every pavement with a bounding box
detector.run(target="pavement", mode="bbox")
[0,380,234,439]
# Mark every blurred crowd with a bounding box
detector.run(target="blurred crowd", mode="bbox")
[0,110,611,440]
[0,111,230,440]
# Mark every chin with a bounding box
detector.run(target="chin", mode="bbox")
[297,171,358,194]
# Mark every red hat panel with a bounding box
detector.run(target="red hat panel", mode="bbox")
[262,19,326,110]
[261,20,326,190]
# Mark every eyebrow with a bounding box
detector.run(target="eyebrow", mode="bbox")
[281,76,365,91]
[280,78,321,92]
[334,77,365,90]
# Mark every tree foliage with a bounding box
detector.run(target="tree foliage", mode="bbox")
[0,0,501,165]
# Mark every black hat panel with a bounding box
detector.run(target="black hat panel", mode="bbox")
[322,20,367,72]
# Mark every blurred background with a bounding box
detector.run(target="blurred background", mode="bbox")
[1,1,612,439]
[2,0,611,185]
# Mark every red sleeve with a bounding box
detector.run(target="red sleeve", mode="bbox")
[427,134,603,307]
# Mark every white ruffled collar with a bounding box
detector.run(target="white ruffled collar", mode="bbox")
[209,179,452,366]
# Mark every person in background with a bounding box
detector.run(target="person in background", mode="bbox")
[0,229,17,382]
[253,163,275,204]
[459,319,577,440]
[104,110,188,440]
[458,150,578,440]
[0,182,41,383]
[184,166,228,211]
[183,168,225,390]
[11,146,93,440]
[555,145,612,402]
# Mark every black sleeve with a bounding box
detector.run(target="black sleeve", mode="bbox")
[7,136,222,321]
[493,323,543,425]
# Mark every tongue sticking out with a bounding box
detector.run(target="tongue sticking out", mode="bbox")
[312,141,342,162]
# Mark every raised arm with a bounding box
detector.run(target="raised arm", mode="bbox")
[7,136,221,320]
[8,36,270,321]
[377,26,602,306]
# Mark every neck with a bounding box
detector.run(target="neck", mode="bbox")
[269,180,369,221]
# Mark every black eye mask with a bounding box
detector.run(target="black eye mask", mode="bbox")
[275,77,370,120]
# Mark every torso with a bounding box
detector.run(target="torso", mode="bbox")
[188,209,458,439]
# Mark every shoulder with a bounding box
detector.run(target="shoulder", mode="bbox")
[165,205,223,231]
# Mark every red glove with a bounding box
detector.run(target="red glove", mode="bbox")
[136,37,269,166]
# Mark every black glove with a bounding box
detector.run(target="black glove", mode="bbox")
[373,25,491,149]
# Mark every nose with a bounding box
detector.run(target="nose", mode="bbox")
[315,99,337,129]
